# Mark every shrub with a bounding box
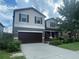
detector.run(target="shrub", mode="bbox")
[58,37,64,40]
[0,33,13,50]
[63,39,69,43]
[0,33,21,52]
[0,39,7,50]
[49,38,63,46]
[6,40,21,52]
[68,38,74,43]
[0,41,6,50]
[63,38,74,43]
[74,38,79,42]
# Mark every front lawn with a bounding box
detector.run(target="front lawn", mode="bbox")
[0,51,10,59]
[0,51,26,59]
[58,42,79,51]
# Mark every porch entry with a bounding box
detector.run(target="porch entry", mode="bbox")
[45,31,59,41]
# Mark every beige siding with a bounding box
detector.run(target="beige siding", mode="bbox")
[14,9,45,29]
[46,20,59,29]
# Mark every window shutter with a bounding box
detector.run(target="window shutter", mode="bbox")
[41,18,42,24]
[35,16,36,23]
[19,14,21,22]
[27,15,29,22]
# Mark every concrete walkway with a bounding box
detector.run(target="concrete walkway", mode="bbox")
[21,43,79,59]
[10,52,24,58]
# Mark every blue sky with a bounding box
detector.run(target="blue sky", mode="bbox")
[0,0,63,33]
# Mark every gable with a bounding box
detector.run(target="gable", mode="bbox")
[14,7,46,17]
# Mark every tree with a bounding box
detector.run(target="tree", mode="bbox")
[58,0,79,40]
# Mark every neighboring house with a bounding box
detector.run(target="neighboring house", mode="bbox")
[0,23,4,39]
[45,18,59,41]
[13,7,46,43]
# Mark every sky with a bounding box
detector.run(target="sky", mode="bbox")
[0,0,63,33]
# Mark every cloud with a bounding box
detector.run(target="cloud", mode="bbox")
[0,3,17,19]
[16,0,29,3]
[47,0,53,6]
[43,10,49,19]
[45,0,63,17]
[4,26,12,33]
[32,0,63,18]
[0,4,17,23]
[25,0,29,3]
[0,5,8,13]
[53,3,60,13]
[0,0,17,33]
[0,13,12,20]
[15,0,30,8]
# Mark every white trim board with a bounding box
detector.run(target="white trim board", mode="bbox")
[18,30,43,33]
[14,25,45,29]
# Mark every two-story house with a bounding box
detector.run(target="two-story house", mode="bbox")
[45,18,59,41]
[13,7,45,43]
[0,23,4,39]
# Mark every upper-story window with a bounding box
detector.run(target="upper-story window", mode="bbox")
[50,22,54,27]
[35,16,42,24]
[19,13,29,22]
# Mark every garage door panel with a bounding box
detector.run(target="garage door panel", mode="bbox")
[18,32,42,43]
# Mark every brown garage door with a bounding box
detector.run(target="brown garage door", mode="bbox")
[18,32,42,43]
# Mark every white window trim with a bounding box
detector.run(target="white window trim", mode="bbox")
[35,16,42,24]
[19,13,29,22]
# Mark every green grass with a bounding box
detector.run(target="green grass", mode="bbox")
[0,51,26,59]
[58,42,79,51]
[0,51,10,59]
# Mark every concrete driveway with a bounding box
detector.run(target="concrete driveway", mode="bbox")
[21,43,79,59]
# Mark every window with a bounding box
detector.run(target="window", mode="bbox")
[50,22,54,27]
[19,14,29,22]
[35,16,42,24]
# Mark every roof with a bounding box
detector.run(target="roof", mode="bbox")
[45,18,55,22]
[0,23,4,27]
[14,7,46,17]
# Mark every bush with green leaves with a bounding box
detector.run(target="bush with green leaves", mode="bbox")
[49,37,63,46]
[0,38,7,50]
[6,40,21,52]
[63,38,75,43]
[0,41,6,50]
[63,38,69,43]
[0,33,21,52]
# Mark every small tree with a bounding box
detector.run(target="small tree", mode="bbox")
[58,0,79,40]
